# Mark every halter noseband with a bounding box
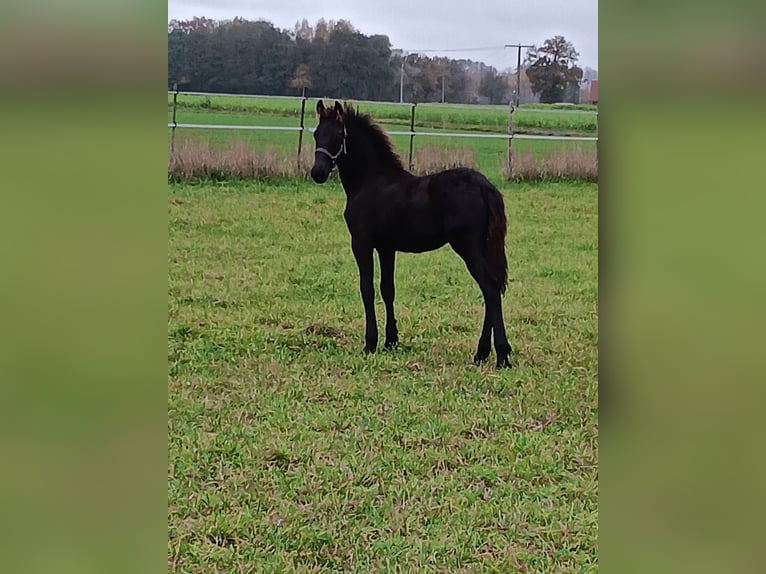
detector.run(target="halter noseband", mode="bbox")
[315,126,347,164]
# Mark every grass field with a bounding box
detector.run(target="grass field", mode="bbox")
[168,178,598,572]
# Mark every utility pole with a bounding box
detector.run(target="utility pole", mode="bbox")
[399,52,409,103]
[441,74,445,103]
[504,43,534,107]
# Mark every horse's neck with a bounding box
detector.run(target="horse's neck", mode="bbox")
[337,164,368,197]
[337,130,404,192]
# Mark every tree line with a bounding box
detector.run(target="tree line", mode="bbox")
[168,17,589,105]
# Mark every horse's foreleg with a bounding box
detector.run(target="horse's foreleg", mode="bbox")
[352,239,377,353]
[378,248,398,349]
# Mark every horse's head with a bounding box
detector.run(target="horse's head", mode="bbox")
[311,99,347,183]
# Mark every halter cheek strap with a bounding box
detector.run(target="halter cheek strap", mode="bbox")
[315,126,347,163]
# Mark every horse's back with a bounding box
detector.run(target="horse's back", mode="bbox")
[426,167,497,233]
[428,167,495,197]
[345,167,500,253]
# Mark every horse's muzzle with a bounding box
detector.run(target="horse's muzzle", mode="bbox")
[310,163,331,184]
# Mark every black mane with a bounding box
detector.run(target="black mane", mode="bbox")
[344,105,405,171]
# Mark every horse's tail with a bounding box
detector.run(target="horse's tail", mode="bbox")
[483,182,508,294]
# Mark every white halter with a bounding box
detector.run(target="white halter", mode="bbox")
[315,126,347,163]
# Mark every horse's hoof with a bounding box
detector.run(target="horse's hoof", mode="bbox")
[473,353,489,365]
[496,356,513,369]
[384,339,398,350]
[363,345,377,354]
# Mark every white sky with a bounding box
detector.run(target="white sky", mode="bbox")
[168,0,598,72]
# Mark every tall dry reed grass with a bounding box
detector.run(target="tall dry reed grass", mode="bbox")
[168,140,314,182]
[504,147,598,182]
[412,145,477,174]
[168,140,597,183]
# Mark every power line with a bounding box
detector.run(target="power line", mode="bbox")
[401,45,506,54]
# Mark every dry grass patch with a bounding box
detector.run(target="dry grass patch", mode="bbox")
[168,140,314,182]
[168,139,597,183]
[168,140,482,182]
[412,145,478,174]
[506,147,598,182]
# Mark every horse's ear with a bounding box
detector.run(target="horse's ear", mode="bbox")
[334,100,344,122]
[316,99,325,117]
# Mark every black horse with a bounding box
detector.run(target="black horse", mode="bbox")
[310,100,513,368]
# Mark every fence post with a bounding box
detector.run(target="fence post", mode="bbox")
[408,103,416,171]
[507,103,514,177]
[297,95,307,165]
[171,83,179,153]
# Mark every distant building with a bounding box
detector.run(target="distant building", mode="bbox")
[590,80,598,104]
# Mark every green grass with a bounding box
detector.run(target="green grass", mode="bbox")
[519,103,597,112]
[168,179,598,572]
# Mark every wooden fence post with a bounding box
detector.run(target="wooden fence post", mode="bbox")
[507,103,515,177]
[297,93,307,165]
[408,103,416,171]
[171,83,179,153]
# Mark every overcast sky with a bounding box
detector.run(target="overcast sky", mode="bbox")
[168,0,598,71]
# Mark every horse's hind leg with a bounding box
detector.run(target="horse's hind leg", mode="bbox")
[480,281,512,368]
[378,248,398,349]
[474,303,493,364]
[450,239,511,367]
[490,294,512,368]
